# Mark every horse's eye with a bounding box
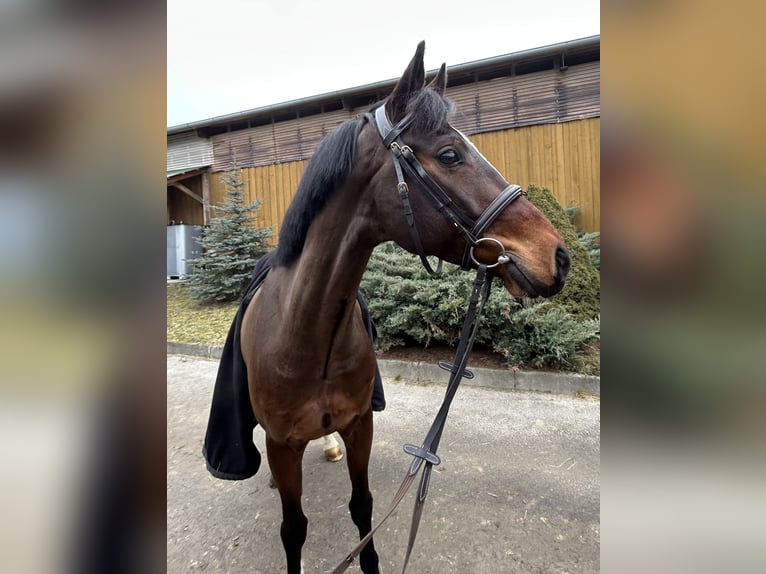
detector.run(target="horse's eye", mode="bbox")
[438,148,462,166]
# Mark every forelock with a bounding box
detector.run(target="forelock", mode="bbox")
[405,89,455,134]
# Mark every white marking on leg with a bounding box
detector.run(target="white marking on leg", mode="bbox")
[322,432,344,462]
[322,433,339,450]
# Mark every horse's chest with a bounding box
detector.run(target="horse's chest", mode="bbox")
[252,370,374,443]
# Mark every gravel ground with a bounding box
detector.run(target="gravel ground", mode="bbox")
[168,354,600,574]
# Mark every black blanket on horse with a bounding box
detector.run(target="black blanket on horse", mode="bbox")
[203,251,385,480]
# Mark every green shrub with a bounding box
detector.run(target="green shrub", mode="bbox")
[360,185,600,371]
[526,185,600,320]
[361,243,469,350]
[491,300,600,370]
[361,243,599,371]
[566,205,601,271]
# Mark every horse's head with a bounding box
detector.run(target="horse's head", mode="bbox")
[364,41,570,298]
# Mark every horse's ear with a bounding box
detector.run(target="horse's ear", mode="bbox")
[386,41,426,122]
[427,63,447,95]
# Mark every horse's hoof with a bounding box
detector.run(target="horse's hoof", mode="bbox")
[324,446,344,462]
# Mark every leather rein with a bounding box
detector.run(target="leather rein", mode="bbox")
[332,106,527,574]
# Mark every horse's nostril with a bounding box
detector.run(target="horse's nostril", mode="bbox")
[555,246,571,280]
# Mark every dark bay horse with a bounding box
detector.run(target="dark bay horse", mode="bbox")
[240,42,569,574]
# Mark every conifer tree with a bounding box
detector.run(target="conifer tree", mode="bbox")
[187,170,272,303]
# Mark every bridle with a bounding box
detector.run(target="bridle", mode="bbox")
[372,104,527,274]
[332,106,527,574]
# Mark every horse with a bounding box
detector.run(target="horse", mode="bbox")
[239,42,570,574]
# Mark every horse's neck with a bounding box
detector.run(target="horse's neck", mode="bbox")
[276,189,376,348]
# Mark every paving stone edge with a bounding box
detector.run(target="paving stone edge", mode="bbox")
[167,342,599,397]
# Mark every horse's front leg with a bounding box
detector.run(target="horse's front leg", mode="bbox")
[266,435,308,574]
[339,408,380,574]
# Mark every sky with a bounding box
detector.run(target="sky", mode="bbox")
[167,0,599,127]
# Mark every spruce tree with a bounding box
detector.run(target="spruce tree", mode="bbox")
[187,170,273,303]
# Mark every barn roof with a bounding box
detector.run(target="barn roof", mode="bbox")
[167,35,599,138]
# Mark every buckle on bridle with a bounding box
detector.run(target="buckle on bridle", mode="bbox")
[389,141,413,155]
[469,236,511,269]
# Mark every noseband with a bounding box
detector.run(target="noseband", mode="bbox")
[371,105,526,273]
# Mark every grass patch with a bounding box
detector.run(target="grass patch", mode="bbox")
[167,282,238,345]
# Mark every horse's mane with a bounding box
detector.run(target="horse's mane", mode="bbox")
[273,88,454,267]
[273,117,366,267]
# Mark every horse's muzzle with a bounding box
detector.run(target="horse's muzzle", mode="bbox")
[502,244,569,298]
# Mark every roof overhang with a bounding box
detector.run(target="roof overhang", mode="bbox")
[166,167,209,182]
[167,35,599,137]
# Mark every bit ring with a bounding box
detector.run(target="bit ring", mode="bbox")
[469,237,510,269]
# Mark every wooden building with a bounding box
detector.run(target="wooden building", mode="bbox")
[167,35,599,236]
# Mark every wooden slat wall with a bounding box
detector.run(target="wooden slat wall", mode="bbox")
[207,61,599,173]
[167,132,213,171]
[211,109,354,172]
[449,61,599,134]
[207,117,599,237]
[471,117,600,231]
[207,162,306,242]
